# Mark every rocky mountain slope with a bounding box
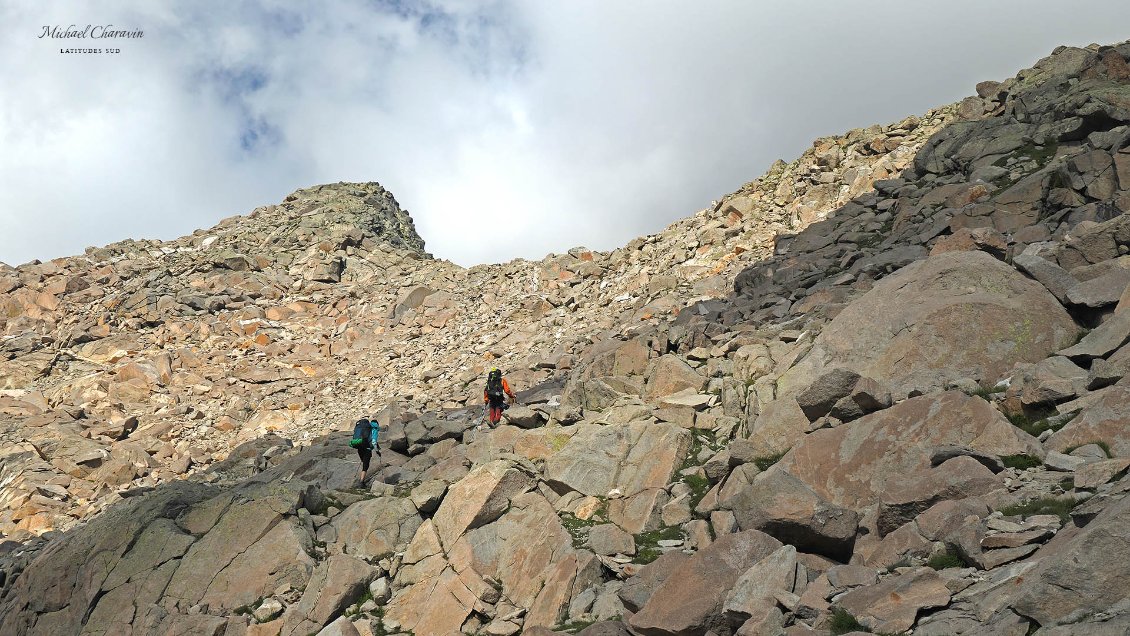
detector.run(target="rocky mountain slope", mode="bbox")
[2,40,1130,636]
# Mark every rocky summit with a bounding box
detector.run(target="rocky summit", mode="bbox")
[2,41,1130,636]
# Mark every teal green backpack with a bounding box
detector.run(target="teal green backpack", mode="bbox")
[349,419,373,449]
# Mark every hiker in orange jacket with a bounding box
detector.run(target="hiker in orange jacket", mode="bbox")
[483,367,516,425]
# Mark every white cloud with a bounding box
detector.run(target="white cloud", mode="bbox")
[2,0,1130,266]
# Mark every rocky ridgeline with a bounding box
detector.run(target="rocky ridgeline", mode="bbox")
[2,41,1130,636]
[0,86,951,542]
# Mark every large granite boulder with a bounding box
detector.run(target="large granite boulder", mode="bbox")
[544,421,690,498]
[431,460,536,550]
[387,492,600,634]
[778,251,1078,397]
[726,469,859,561]
[836,568,951,633]
[779,391,1040,510]
[1009,476,1130,627]
[331,496,422,560]
[0,482,307,636]
[628,530,783,636]
[1047,386,1130,457]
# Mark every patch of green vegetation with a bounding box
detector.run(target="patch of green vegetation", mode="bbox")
[678,430,712,472]
[830,608,870,635]
[560,501,608,550]
[927,550,967,570]
[999,496,1078,524]
[548,431,571,452]
[339,488,379,504]
[1006,410,1062,438]
[993,141,1060,169]
[634,526,684,564]
[392,481,419,498]
[1059,477,1075,492]
[1001,454,1043,470]
[683,473,711,512]
[369,607,391,636]
[345,587,376,618]
[1064,440,1112,458]
[753,451,787,472]
[554,619,598,634]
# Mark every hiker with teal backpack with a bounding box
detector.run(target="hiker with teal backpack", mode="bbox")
[349,417,380,486]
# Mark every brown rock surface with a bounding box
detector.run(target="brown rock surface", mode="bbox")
[780,392,1038,509]
[836,568,951,634]
[727,469,859,561]
[1046,385,1130,457]
[1009,477,1130,627]
[544,421,690,498]
[778,251,1078,397]
[628,530,783,636]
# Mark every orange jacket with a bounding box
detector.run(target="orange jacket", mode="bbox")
[484,377,515,403]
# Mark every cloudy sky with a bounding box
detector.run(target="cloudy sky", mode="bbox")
[3,1,1129,267]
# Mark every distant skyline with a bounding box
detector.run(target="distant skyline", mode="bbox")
[4,1,1130,266]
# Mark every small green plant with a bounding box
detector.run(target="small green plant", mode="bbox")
[634,526,684,564]
[927,550,966,570]
[678,430,714,473]
[371,607,390,636]
[753,451,786,471]
[392,481,419,498]
[1006,410,1062,438]
[999,496,1078,523]
[829,607,869,635]
[1001,454,1042,470]
[683,473,711,512]
[548,431,571,452]
[1059,477,1075,492]
[560,501,608,549]
[1047,169,1073,191]
[857,233,882,249]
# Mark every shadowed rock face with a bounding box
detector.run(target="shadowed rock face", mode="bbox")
[5,41,1130,636]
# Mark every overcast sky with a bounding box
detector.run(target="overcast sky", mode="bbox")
[3,1,1129,267]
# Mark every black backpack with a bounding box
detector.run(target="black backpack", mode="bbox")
[350,419,372,449]
[486,371,504,400]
